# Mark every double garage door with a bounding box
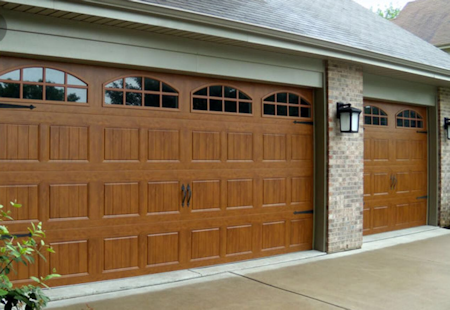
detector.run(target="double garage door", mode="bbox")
[0,57,314,286]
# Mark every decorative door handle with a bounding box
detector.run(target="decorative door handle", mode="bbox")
[390,174,394,190]
[187,184,192,207]
[181,184,187,207]
[393,175,398,190]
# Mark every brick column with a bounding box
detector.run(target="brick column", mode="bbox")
[326,60,364,253]
[438,87,450,227]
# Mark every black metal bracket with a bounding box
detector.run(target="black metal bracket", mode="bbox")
[293,121,314,125]
[293,210,314,215]
[416,196,428,200]
[416,131,428,134]
[1,233,32,240]
[0,103,36,110]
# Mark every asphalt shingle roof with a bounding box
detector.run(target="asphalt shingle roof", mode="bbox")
[393,0,450,47]
[140,0,450,72]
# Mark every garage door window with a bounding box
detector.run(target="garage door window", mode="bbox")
[0,67,88,103]
[192,85,252,114]
[263,92,311,119]
[396,109,423,128]
[364,105,388,126]
[105,76,179,109]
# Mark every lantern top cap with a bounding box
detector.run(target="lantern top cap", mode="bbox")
[336,102,361,118]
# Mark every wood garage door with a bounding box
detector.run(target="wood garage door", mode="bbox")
[363,100,427,235]
[0,57,313,286]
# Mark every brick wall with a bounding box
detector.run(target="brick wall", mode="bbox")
[438,87,450,227]
[326,60,364,253]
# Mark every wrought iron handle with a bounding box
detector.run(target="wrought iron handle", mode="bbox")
[187,184,192,207]
[393,175,398,190]
[390,174,394,190]
[181,184,187,207]
[0,103,35,109]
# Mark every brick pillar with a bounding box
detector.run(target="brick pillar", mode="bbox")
[326,60,364,253]
[438,88,450,227]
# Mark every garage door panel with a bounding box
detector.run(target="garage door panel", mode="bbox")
[0,123,39,160]
[49,240,89,278]
[291,134,313,161]
[262,221,286,251]
[289,218,312,249]
[394,140,411,161]
[263,134,287,161]
[373,173,390,196]
[192,131,221,161]
[191,180,221,212]
[0,184,39,222]
[147,129,180,161]
[373,138,389,161]
[372,205,390,230]
[227,132,253,161]
[104,128,140,161]
[226,225,253,256]
[227,179,254,210]
[190,228,221,261]
[147,232,180,267]
[291,177,312,204]
[49,183,89,220]
[50,125,89,161]
[103,236,139,272]
[262,178,286,207]
[103,182,140,217]
[147,181,181,214]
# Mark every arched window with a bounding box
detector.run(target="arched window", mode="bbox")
[262,92,311,118]
[396,109,423,128]
[364,105,388,126]
[192,85,252,114]
[104,76,179,109]
[0,67,87,103]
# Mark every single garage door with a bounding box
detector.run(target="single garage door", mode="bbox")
[0,57,314,286]
[363,100,427,235]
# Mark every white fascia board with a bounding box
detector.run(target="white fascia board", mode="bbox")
[3,0,450,82]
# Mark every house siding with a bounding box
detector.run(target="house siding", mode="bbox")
[438,87,450,227]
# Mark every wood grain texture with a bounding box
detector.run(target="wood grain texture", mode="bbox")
[104,183,139,216]
[49,184,88,219]
[104,128,139,160]
[0,124,39,160]
[50,126,88,160]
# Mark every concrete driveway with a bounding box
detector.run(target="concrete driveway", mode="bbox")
[47,227,450,310]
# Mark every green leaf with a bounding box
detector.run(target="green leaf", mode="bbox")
[0,289,8,296]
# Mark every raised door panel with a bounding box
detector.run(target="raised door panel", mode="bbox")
[147,181,180,214]
[191,180,221,212]
[104,183,139,216]
[373,173,390,196]
[148,129,180,161]
[0,185,38,221]
[289,218,312,248]
[291,177,312,205]
[103,236,139,272]
[364,138,371,161]
[190,228,220,261]
[49,240,89,277]
[372,205,389,230]
[291,134,312,161]
[263,134,286,161]
[227,132,253,161]
[192,131,221,161]
[363,173,372,197]
[263,178,286,207]
[262,221,286,251]
[147,232,180,267]
[395,140,410,161]
[226,225,253,256]
[0,124,39,160]
[49,184,88,220]
[104,128,139,161]
[395,172,410,194]
[227,179,253,210]
[50,126,88,160]
[411,140,426,161]
[373,139,389,162]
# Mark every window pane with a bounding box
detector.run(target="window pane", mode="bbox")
[0,70,20,81]
[105,91,123,105]
[380,118,387,126]
[45,69,64,84]
[23,68,43,82]
[265,95,275,102]
[418,114,423,119]
[277,93,287,103]
[289,106,299,117]
[277,105,287,116]
[23,84,43,99]
[225,101,237,113]
[380,110,387,116]
[373,117,379,125]
[126,92,142,106]
[144,94,159,107]
[67,88,87,103]
[46,86,65,101]
[418,121,423,128]
[404,110,410,118]
[398,112,403,117]
[0,82,20,98]
[106,79,123,89]
[210,99,222,111]
[411,120,417,128]
[162,95,178,109]
[144,78,159,91]
[372,107,379,115]
[289,94,299,104]
[404,120,410,127]
[301,107,311,118]
[364,106,371,115]
[301,98,311,106]
[397,118,403,127]
[162,83,177,93]
[194,88,207,96]
[239,92,250,100]
[67,74,86,86]
[210,86,222,97]
[125,77,142,90]
[224,87,237,98]
[239,102,252,114]
[365,116,372,125]
[411,111,416,118]
[264,104,275,115]
[193,98,207,110]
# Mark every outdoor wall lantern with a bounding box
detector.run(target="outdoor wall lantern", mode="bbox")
[337,102,362,133]
[444,118,450,140]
